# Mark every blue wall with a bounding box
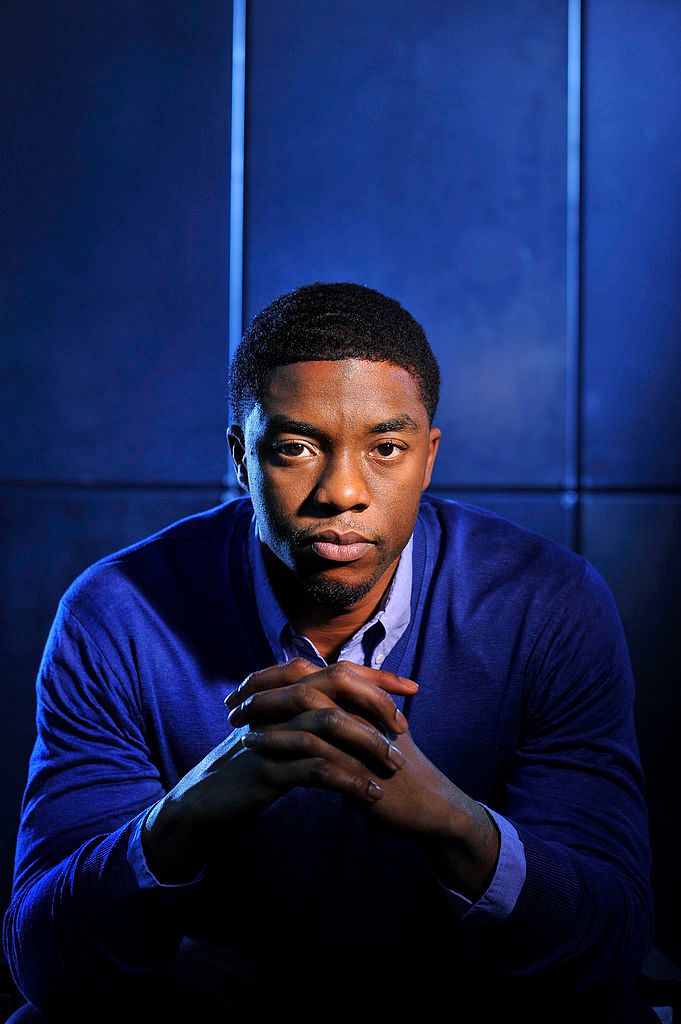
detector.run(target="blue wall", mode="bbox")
[0,0,232,963]
[1,0,679,971]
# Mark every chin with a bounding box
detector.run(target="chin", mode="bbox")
[298,573,377,610]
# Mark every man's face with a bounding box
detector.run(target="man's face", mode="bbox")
[229,359,440,609]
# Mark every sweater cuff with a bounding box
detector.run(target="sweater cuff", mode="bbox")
[127,806,206,891]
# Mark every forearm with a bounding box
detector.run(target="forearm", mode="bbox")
[3,813,190,1017]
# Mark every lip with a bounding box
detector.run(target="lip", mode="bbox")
[307,530,373,545]
[310,540,374,562]
[304,530,375,563]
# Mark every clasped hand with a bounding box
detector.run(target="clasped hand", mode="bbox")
[145,658,498,895]
[223,658,470,839]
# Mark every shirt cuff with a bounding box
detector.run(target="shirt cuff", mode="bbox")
[126,805,207,891]
[433,804,527,922]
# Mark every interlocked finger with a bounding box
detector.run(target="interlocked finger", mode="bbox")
[227,661,410,735]
[225,658,417,712]
[242,733,385,804]
[251,708,406,773]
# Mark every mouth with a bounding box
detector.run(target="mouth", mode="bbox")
[305,530,376,564]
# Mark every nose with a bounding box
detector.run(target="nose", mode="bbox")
[312,450,371,512]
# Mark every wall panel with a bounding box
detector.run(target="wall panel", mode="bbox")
[582,1,681,488]
[0,1,231,484]
[245,0,568,486]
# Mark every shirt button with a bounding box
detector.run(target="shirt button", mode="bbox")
[375,652,384,665]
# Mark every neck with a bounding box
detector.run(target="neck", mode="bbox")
[263,549,401,662]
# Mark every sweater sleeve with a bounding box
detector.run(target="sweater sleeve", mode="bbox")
[2,599,199,1017]
[459,559,654,996]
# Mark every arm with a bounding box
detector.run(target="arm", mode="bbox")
[2,601,196,1016]
[3,607,415,1015]
[427,560,653,994]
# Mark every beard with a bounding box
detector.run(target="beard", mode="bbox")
[293,564,388,610]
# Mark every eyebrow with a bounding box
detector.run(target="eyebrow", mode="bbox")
[266,413,421,440]
[367,415,420,435]
[266,416,328,440]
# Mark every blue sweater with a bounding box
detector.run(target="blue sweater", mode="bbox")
[3,495,653,1018]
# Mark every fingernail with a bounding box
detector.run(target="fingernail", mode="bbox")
[242,732,257,747]
[367,781,383,801]
[388,743,405,767]
[228,708,242,725]
[395,708,408,730]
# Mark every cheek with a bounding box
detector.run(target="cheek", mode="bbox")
[376,484,421,541]
[375,465,424,507]
[252,469,304,531]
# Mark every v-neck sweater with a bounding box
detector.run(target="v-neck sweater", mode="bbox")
[3,494,653,1018]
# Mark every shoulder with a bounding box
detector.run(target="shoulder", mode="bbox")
[417,495,628,699]
[61,495,254,627]
[417,493,599,614]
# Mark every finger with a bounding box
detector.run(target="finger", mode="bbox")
[228,663,410,734]
[296,708,403,770]
[246,738,384,804]
[276,708,406,772]
[224,658,418,711]
[228,681,335,728]
[224,658,319,710]
[337,661,419,695]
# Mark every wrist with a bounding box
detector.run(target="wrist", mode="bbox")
[422,799,500,902]
[142,796,208,885]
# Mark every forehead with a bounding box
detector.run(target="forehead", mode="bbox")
[256,359,426,425]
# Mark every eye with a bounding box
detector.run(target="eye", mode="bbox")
[272,441,315,459]
[372,441,405,460]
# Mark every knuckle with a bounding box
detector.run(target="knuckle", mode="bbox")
[376,686,396,711]
[297,731,315,754]
[321,707,343,731]
[327,662,352,681]
[308,759,330,785]
[287,657,312,676]
[292,682,318,709]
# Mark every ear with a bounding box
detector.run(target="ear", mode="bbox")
[226,425,250,492]
[422,426,442,491]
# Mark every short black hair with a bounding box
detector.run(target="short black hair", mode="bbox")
[229,281,440,426]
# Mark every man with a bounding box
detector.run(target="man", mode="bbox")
[4,283,654,1023]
